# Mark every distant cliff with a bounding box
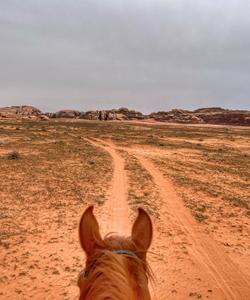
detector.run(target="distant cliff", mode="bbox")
[150,108,250,126]
[1,105,249,126]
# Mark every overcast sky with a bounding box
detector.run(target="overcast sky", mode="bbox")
[0,0,249,113]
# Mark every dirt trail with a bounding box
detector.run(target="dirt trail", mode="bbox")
[85,138,131,236]
[137,156,250,300]
[86,139,250,300]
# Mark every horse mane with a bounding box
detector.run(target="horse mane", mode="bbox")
[79,234,152,300]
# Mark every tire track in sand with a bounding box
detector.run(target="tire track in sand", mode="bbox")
[86,139,160,300]
[85,138,131,236]
[137,156,250,300]
[86,139,250,299]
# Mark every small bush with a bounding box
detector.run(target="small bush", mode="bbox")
[194,212,208,222]
[7,151,20,160]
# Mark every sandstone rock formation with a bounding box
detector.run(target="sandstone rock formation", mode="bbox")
[150,108,250,126]
[39,115,50,121]
[0,105,42,118]
[195,110,250,126]
[79,110,120,120]
[50,110,81,118]
[0,105,47,120]
[79,108,144,121]
[193,107,226,113]
[0,105,249,126]
[150,109,204,124]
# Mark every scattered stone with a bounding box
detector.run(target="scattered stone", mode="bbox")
[189,292,202,298]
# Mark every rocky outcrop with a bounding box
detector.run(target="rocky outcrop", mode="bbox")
[193,107,226,113]
[150,108,250,126]
[50,110,81,118]
[195,110,250,126]
[116,108,144,120]
[79,108,144,121]
[0,105,42,117]
[80,110,126,120]
[79,110,116,120]
[150,109,204,124]
[0,105,48,120]
[1,105,249,126]
[39,114,50,121]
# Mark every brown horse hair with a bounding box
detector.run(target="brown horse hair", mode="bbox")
[78,234,153,300]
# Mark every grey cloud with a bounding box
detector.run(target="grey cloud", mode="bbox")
[0,0,250,113]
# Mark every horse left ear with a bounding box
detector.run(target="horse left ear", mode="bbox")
[79,206,103,255]
[131,208,153,256]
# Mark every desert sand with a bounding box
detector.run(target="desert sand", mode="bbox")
[0,119,249,299]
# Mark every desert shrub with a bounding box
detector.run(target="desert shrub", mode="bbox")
[7,151,20,160]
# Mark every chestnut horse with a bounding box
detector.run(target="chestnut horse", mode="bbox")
[78,206,153,300]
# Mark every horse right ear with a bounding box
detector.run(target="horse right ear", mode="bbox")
[79,206,103,255]
[132,208,153,258]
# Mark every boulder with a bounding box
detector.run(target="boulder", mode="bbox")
[51,110,81,118]
[79,111,100,120]
[39,115,50,121]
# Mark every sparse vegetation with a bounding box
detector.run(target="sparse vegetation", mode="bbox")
[0,119,112,299]
[7,150,20,160]
[0,118,249,299]
[120,150,159,217]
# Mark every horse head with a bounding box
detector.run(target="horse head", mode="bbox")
[78,206,153,300]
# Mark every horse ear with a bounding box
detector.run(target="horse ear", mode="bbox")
[79,206,103,255]
[132,208,153,255]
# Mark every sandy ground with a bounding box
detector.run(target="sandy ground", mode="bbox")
[0,120,249,300]
[85,138,131,237]
[86,139,250,300]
